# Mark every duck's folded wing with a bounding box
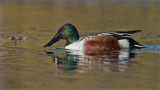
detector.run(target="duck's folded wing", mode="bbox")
[80,30,142,40]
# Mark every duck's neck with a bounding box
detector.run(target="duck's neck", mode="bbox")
[65,34,79,46]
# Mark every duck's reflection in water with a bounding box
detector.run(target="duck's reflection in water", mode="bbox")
[44,48,135,72]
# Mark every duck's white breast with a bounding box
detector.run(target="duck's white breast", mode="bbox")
[65,39,85,50]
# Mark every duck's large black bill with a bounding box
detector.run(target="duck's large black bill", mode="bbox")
[44,33,61,47]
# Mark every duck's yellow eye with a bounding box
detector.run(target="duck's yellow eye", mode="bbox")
[62,29,65,32]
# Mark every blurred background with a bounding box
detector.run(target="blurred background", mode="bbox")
[0,0,159,90]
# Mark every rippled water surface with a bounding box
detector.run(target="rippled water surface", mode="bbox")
[0,0,160,90]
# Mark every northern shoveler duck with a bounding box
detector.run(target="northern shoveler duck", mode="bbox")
[44,24,144,51]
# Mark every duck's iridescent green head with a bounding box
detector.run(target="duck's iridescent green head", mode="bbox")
[44,24,79,47]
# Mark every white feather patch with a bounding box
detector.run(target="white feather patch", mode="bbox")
[65,39,85,50]
[118,39,130,49]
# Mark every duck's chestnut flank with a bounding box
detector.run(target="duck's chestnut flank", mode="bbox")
[84,36,119,51]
